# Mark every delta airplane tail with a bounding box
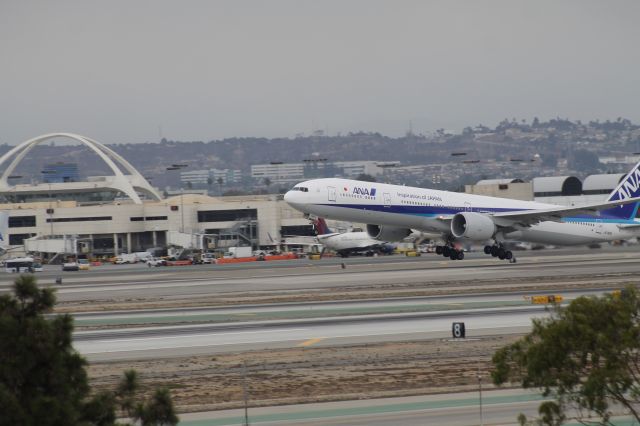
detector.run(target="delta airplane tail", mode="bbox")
[602,161,640,220]
[313,217,332,235]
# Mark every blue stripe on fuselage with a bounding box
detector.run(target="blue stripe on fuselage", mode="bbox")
[320,203,640,224]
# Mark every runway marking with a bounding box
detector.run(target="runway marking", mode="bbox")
[85,327,307,344]
[298,337,325,347]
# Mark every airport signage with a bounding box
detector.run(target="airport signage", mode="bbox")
[452,322,465,339]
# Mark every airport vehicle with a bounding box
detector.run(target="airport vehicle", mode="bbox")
[223,246,253,259]
[77,258,91,270]
[284,161,640,261]
[62,261,79,271]
[202,253,216,264]
[5,257,35,273]
[146,257,167,267]
[114,253,139,264]
[312,217,393,257]
[134,251,153,262]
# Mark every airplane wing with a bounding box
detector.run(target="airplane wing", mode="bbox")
[489,197,640,227]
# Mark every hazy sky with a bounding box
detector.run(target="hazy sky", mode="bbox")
[1,0,639,144]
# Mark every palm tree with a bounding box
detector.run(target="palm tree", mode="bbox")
[206,177,213,195]
[216,177,224,196]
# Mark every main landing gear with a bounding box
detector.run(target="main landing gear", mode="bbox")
[484,243,516,263]
[435,245,465,261]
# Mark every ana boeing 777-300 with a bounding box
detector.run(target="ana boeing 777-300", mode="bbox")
[284,161,640,262]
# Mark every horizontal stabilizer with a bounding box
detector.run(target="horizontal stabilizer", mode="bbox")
[491,196,640,227]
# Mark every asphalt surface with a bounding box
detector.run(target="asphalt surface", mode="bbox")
[5,247,640,424]
[1,246,637,303]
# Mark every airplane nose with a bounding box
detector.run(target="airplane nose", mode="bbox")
[284,190,293,203]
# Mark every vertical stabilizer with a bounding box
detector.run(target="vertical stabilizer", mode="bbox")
[313,217,332,235]
[603,161,640,219]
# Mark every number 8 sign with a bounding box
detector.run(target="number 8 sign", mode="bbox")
[452,322,466,339]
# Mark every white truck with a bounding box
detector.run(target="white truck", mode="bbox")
[114,253,139,264]
[223,246,253,259]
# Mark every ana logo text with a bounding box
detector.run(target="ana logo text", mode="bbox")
[353,187,376,196]
[615,167,640,200]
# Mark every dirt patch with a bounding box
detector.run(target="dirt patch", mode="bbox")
[87,335,521,413]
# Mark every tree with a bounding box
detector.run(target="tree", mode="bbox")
[133,388,179,426]
[263,177,272,193]
[0,275,178,426]
[568,149,602,172]
[206,177,213,195]
[492,286,640,425]
[0,274,89,425]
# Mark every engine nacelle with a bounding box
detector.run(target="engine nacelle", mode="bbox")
[451,212,496,241]
[366,224,412,241]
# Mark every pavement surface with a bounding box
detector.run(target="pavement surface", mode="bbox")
[4,246,640,424]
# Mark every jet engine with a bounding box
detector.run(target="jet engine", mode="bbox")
[451,212,496,240]
[366,224,412,241]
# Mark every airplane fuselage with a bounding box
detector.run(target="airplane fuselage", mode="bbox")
[285,178,640,246]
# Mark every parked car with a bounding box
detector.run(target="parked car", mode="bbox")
[62,262,79,271]
[202,253,216,264]
[32,262,43,272]
[146,257,167,267]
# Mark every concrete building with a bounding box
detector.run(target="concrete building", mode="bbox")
[251,160,394,186]
[180,168,243,188]
[0,134,310,258]
[5,194,309,257]
[465,179,533,201]
[42,162,80,183]
[467,173,626,206]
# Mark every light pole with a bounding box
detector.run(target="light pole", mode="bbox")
[41,170,56,236]
[478,370,484,426]
[167,164,188,233]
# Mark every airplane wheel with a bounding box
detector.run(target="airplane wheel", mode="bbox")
[449,252,457,260]
[442,246,451,257]
[483,245,492,255]
[498,248,506,258]
[490,246,499,257]
[498,253,505,260]
[505,250,513,260]
[435,246,443,255]
[457,251,465,260]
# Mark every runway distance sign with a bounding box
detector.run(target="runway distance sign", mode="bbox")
[452,322,465,339]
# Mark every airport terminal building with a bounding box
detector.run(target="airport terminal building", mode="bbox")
[0,134,310,258]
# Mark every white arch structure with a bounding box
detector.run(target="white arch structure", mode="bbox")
[0,133,162,204]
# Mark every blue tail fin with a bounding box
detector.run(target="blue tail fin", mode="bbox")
[603,161,640,220]
[313,218,332,235]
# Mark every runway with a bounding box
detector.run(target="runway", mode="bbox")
[1,247,637,305]
[25,247,638,423]
[74,287,616,361]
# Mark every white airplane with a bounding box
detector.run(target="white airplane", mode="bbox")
[284,161,640,262]
[312,217,393,257]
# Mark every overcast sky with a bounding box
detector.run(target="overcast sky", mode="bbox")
[1,0,639,144]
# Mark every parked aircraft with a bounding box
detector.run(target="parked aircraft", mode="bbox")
[284,162,640,261]
[312,217,393,257]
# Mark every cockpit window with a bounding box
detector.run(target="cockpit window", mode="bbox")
[291,186,309,192]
